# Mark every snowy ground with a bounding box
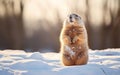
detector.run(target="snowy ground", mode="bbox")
[0,49,120,75]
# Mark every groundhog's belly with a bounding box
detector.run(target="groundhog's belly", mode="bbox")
[62,43,88,64]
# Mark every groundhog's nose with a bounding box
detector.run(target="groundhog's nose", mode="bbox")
[69,15,73,22]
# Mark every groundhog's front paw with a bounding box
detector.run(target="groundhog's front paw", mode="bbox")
[73,36,78,43]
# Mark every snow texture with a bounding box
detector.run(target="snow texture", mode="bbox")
[0,49,120,75]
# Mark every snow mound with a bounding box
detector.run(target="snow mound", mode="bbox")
[28,52,43,60]
[0,49,120,75]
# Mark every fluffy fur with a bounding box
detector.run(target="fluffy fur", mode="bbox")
[60,13,89,66]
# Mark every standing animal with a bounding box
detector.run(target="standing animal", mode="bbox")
[60,13,89,66]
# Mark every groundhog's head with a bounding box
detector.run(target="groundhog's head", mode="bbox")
[64,13,84,27]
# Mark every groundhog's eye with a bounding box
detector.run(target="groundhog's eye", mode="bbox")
[75,15,81,19]
[75,14,78,17]
[69,16,72,19]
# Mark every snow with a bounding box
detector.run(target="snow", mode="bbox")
[0,49,120,75]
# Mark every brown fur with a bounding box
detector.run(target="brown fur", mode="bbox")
[60,14,88,66]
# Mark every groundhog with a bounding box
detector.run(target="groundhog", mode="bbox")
[60,13,89,66]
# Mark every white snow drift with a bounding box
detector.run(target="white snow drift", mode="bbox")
[0,49,120,75]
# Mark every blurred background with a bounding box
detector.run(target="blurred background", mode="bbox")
[0,0,120,52]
